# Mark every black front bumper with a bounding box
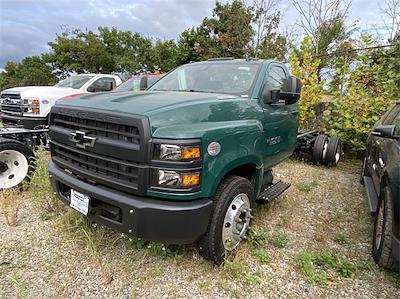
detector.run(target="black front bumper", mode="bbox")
[49,161,213,245]
[0,113,46,129]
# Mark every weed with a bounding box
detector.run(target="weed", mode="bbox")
[253,249,270,264]
[57,210,115,255]
[9,272,27,299]
[243,272,261,285]
[334,232,349,245]
[271,232,289,248]
[296,250,327,284]
[28,147,64,218]
[248,227,268,247]
[336,260,357,278]
[124,236,183,258]
[278,217,289,227]
[224,259,245,279]
[356,260,376,271]
[224,259,260,287]
[0,188,23,226]
[296,249,357,284]
[296,181,318,192]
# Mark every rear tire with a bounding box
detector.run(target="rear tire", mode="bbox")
[196,175,255,265]
[0,139,35,189]
[324,136,341,166]
[312,134,328,165]
[372,185,395,270]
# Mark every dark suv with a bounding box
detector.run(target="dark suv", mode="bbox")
[361,101,400,270]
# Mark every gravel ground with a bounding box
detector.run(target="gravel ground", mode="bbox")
[0,159,399,298]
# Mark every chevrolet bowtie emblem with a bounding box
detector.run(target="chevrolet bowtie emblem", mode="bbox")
[70,130,96,149]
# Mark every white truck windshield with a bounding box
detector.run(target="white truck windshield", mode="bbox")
[55,75,94,89]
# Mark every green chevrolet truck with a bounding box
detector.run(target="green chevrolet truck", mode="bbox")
[48,58,302,264]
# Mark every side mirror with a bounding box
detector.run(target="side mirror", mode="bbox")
[281,76,302,105]
[140,77,148,90]
[372,125,397,139]
[262,75,302,105]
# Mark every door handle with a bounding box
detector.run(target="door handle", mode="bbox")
[290,110,299,115]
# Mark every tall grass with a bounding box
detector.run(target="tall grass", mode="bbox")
[28,146,64,218]
[0,188,23,226]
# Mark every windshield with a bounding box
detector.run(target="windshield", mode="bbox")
[113,77,141,92]
[149,62,260,97]
[55,75,94,89]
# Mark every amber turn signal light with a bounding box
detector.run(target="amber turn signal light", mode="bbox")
[181,173,200,187]
[181,146,201,160]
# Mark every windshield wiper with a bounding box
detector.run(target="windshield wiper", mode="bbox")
[186,89,217,93]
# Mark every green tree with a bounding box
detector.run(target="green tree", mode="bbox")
[202,0,254,58]
[98,27,153,73]
[0,56,57,91]
[151,39,180,72]
[177,27,221,63]
[254,12,287,60]
[46,28,115,76]
[289,37,324,128]
[252,0,287,60]
[292,0,351,81]
[324,35,400,154]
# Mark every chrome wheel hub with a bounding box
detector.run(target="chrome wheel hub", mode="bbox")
[222,193,252,251]
[0,150,29,189]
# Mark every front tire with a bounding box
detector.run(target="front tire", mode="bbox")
[196,175,255,265]
[372,185,395,270]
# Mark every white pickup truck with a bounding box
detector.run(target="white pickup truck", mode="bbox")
[0,74,122,128]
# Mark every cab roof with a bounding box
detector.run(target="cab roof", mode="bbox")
[192,58,275,66]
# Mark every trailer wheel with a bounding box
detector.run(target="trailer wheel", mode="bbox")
[324,137,341,166]
[196,175,254,265]
[312,134,328,165]
[0,139,35,189]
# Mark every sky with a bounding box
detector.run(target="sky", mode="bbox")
[0,0,387,69]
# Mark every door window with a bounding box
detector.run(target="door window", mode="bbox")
[88,77,116,92]
[266,66,287,90]
[382,104,400,125]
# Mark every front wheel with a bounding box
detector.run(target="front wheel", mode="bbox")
[372,185,395,270]
[196,175,254,265]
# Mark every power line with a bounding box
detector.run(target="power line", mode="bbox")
[312,44,396,58]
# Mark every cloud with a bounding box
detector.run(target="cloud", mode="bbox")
[0,0,214,67]
[0,0,384,68]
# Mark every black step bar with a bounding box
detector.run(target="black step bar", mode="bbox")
[256,181,291,204]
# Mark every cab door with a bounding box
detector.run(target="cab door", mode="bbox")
[259,63,299,169]
[370,105,400,192]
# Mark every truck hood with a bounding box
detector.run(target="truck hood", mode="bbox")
[56,91,264,137]
[2,86,79,100]
[56,91,242,115]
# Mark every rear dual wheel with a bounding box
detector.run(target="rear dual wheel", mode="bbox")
[312,134,341,166]
[196,175,254,265]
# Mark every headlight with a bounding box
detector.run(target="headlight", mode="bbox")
[157,170,200,188]
[26,98,40,114]
[155,144,201,161]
